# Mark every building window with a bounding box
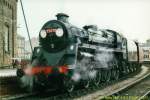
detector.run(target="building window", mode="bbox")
[4,25,9,52]
[143,49,149,53]
[144,55,149,59]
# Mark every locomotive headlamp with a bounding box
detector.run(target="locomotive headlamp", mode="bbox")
[56,28,64,37]
[40,30,47,38]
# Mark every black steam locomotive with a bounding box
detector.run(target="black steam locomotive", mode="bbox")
[17,13,142,92]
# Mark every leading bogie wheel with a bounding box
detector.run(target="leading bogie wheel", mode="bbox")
[63,78,75,93]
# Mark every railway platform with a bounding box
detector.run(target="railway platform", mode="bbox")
[0,68,16,77]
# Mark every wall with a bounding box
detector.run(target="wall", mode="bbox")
[0,0,17,67]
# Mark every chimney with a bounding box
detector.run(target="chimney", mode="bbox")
[56,13,69,23]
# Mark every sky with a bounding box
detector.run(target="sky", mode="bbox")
[17,0,150,43]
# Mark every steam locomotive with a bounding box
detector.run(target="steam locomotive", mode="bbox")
[17,13,142,92]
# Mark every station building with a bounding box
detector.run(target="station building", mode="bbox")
[140,39,150,63]
[0,0,18,67]
[17,35,25,59]
[25,37,39,59]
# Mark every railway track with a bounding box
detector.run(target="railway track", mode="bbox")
[138,90,150,100]
[115,68,150,100]
[1,88,59,100]
[73,66,150,100]
[1,93,37,100]
[0,65,149,100]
